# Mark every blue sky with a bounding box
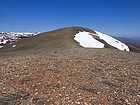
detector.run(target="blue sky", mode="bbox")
[0,0,140,37]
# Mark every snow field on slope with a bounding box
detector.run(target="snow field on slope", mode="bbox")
[74,31,130,51]
[74,31,104,48]
[94,31,130,51]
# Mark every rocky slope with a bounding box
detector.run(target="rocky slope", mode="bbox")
[0,48,140,105]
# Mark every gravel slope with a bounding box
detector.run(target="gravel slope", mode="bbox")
[0,48,140,105]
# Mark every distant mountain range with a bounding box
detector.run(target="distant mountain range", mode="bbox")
[115,37,140,47]
[0,32,39,48]
[0,27,139,53]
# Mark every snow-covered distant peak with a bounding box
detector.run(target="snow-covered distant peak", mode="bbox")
[74,31,130,52]
[0,32,40,48]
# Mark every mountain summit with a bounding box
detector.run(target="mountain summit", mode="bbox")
[0,27,130,52]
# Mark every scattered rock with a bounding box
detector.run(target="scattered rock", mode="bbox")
[23,66,29,70]
[48,64,60,73]
[102,81,121,88]
[91,64,102,72]
[0,91,30,105]
[77,85,98,94]
[0,48,139,104]
[54,101,62,105]
[115,78,125,82]
[19,77,33,84]
[34,98,48,105]
[45,83,62,88]
[126,88,140,95]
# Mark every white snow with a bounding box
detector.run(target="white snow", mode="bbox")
[74,31,130,52]
[0,39,7,44]
[74,31,104,48]
[94,31,130,51]
[12,45,16,48]
[0,46,3,48]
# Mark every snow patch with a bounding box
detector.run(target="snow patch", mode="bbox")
[0,46,3,48]
[74,31,129,52]
[12,45,16,48]
[94,31,130,51]
[0,39,7,44]
[74,31,104,48]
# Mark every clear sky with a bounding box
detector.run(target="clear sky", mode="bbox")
[0,0,140,37]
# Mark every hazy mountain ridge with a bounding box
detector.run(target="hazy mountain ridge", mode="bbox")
[115,37,140,53]
[115,37,140,48]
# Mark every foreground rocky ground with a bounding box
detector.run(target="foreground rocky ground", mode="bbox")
[0,48,140,105]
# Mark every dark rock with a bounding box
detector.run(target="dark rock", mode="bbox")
[126,88,140,95]
[77,85,98,94]
[19,77,33,84]
[23,66,29,70]
[33,98,56,105]
[16,91,30,99]
[0,91,30,105]
[46,83,62,88]
[112,100,126,105]
[115,78,125,82]
[34,98,48,105]
[91,64,102,72]
[48,68,60,73]
[102,81,121,88]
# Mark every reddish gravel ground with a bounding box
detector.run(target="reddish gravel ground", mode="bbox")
[0,48,140,105]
